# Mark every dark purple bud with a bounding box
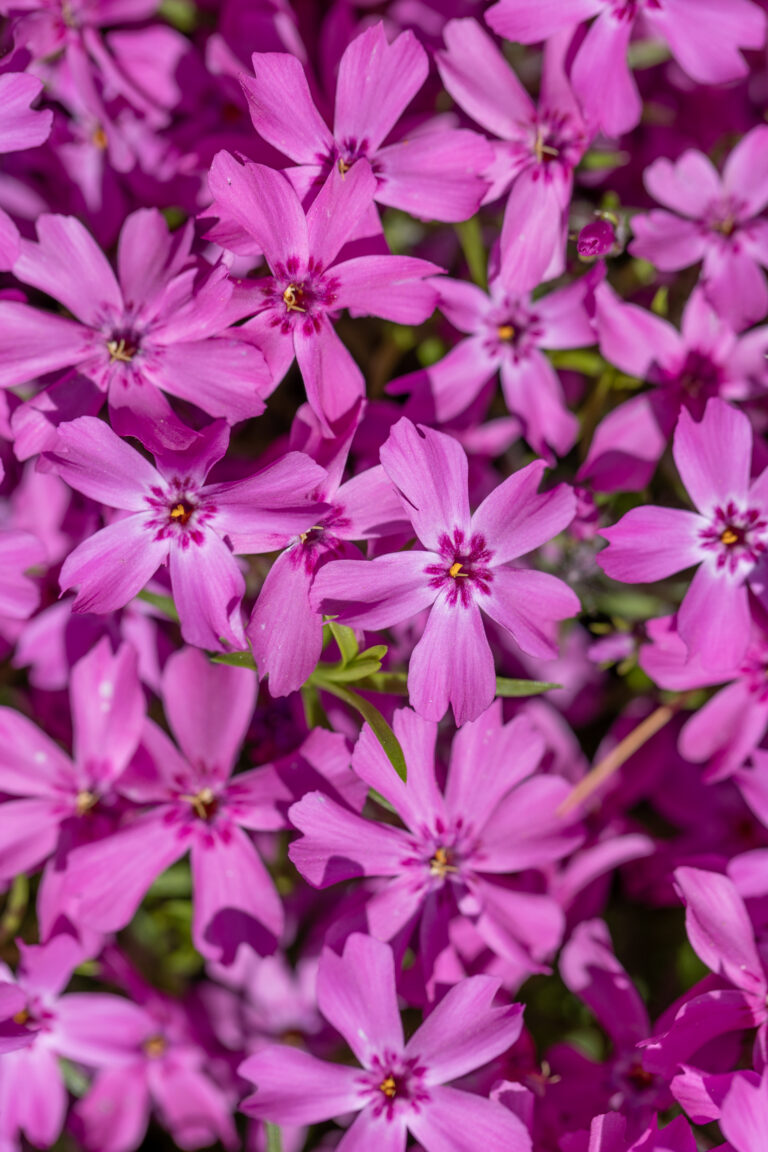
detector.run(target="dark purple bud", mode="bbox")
[577,218,616,259]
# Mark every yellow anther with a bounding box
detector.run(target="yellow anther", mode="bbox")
[283,284,306,313]
[449,561,463,578]
[497,325,515,341]
[183,787,217,820]
[143,1035,166,1059]
[379,1075,397,1098]
[429,846,458,877]
[171,504,186,519]
[106,338,134,363]
[12,1009,29,1026]
[75,790,97,816]
[533,128,559,164]
[721,527,740,546]
[92,126,108,150]
[338,157,351,176]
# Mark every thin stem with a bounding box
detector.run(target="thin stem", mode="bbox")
[265,1123,283,1152]
[558,700,682,816]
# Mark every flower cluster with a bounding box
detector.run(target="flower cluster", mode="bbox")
[1,0,768,1150]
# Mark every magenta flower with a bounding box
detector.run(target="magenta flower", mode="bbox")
[0,210,270,437]
[45,416,327,650]
[579,283,767,492]
[719,1069,768,1152]
[0,638,143,887]
[598,398,768,673]
[242,21,493,222]
[240,933,532,1151]
[0,934,154,1149]
[0,72,52,267]
[485,0,767,138]
[631,131,768,330]
[641,617,768,782]
[61,647,290,965]
[208,155,440,433]
[313,417,579,724]
[642,866,768,1074]
[247,402,409,696]
[391,267,594,457]
[73,948,237,1152]
[290,704,581,985]
[437,19,590,290]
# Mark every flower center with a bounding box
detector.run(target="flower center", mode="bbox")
[497,324,515,342]
[425,529,494,607]
[75,790,97,816]
[169,501,195,527]
[12,1009,29,1026]
[143,1034,167,1059]
[379,1075,398,1098]
[183,787,219,821]
[429,846,458,878]
[106,334,138,363]
[283,284,307,313]
[699,501,768,574]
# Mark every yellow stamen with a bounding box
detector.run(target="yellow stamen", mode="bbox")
[533,128,559,164]
[106,338,134,363]
[429,846,458,877]
[143,1035,166,1059]
[75,790,97,816]
[170,504,186,519]
[182,787,217,820]
[92,126,108,150]
[497,325,515,341]
[283,284,306,313]
[338,157,351,176]
[449,561,463,578]
[721,527,739,546]
[12,1009,28,1026]
[379,1075,397,1098]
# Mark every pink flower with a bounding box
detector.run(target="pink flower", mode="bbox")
[313,417,578,724]
[44,416,327,651]
[485,0,766,138]
[289,704,581,988]
[240,933,532,1152]
[437,19,590,290]
[60,647,291,965]
[0,210,270,441]
[598,398,768,673]
[208,156,441,433]
[242,21,492,222]
[631,132,768,330]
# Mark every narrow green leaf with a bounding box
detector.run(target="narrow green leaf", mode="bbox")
[315,680,407,780]
[137,589,179,622]
[265,1124,283,1152]
[548,350,606,376]
[627,39,671,69]
[455,216,487,290]
[327,620,359,666]
[325,655,385,683]
[354,671,410,695]
[210,651,258,670]
[495,677,561,697]
[579,149,630,171]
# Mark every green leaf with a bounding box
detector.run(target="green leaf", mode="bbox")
[315,680,407,780]
[354,671,410,695]
[579,149,630,171]
[651,286,669,316]
[136,589,179,622]
[327,620,359,666]
[455,215,488,290]
[494,677,561,697]
[548,349,606,376]
[159,0,198,31]
[627,39,671,69]
[211,650,258,670]
[265,1124,283,1152]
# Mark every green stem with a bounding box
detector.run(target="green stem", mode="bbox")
[265,1123,283,1152]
